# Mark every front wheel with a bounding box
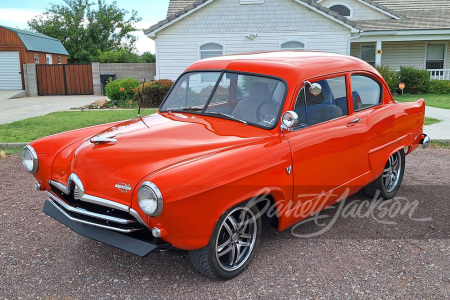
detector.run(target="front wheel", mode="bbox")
[189,203,261,280]
[362,149,405,199]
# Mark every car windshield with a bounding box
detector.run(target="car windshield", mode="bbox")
[160,71,286,128]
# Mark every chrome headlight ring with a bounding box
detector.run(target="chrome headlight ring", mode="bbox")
[137,181,163,217]
[22,145,39,174]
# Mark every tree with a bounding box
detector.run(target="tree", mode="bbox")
[28,0,142,63]
[140,52,156,63]
[93,50,156,63]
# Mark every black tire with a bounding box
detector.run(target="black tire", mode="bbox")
[362,149,405,199]
[189,203,262,280]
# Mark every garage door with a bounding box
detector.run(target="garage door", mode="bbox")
[0,51,22,90]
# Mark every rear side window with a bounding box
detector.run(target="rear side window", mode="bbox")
[351,75,381,111]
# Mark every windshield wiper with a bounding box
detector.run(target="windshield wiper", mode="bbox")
[167,107,203,113]
[205,112,248,125]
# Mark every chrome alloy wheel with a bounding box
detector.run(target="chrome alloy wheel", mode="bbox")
[383,152,402,193]
[215,206,258,271]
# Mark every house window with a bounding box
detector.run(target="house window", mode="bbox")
[361,45,376,66]
[200,43,223,59]
[280,41,305,50]
[200,43,223,82]
[58,56,62,64]
[426,44,445,69]
[34,54,39,64]
[46,54,52,64]
[329,4,352,17]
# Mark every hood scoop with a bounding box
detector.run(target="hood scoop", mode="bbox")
[90,133,117,144]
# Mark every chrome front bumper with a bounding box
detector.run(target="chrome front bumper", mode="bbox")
[43,198,171,256]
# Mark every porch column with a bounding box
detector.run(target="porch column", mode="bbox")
[375,40,382,67]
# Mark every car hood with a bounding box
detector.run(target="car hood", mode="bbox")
[51,112,271,207]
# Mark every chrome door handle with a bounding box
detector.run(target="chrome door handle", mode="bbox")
[348,118,361,125]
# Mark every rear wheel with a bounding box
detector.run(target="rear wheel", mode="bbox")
[363,149,405,199]
[189,203,261,280]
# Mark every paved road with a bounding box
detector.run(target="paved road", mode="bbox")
[0,95,103,125]
[0,148,449,299]
[425,106,450,140]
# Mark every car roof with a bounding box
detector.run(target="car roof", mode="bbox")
[185,51,378,82]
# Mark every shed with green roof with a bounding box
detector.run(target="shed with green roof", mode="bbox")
[0,25,68,90]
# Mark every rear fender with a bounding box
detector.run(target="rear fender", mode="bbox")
[367,99,425,180]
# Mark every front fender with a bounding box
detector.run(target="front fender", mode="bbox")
[131,136,293,250]
[28,120,127,189]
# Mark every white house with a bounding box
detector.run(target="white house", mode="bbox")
[145,0,450,81]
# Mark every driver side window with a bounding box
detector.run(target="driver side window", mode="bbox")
[293,76,348,127]
[229,76,285,126]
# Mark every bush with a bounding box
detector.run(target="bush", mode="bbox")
[398,66,430,94]
[376,65,400,92]
[134,79,174,107]
[105,78,140,103]
[429,80,450,94]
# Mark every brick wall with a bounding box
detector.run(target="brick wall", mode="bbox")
[93,63,156,95]
[23,63,38,97]
[99,63,156,81]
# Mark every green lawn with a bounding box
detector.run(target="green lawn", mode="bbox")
[425,117,442,126]
[394,94,450,109]
[0,109,156,143]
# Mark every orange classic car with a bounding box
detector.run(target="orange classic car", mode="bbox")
[23,51,430,280]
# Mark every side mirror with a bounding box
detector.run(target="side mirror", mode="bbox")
[309,82,322,96]
[280,111,299,131]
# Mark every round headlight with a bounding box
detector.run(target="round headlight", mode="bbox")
[21,145,38,174]
[138,181,163,217]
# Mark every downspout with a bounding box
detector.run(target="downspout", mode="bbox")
[349,30,362,56]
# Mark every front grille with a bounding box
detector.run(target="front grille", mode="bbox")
[48,184,145,233]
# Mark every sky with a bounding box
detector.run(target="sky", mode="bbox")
[0,0,171,54]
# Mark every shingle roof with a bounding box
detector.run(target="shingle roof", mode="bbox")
[373,0,450,12]
[359,1,450,31]
[167,0,197,17]
[146,0,361,35]
[0,25,69,55]
[356,10,450,31]
[158,0,450,34]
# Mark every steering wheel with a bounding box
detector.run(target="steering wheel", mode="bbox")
[256,100,279,124]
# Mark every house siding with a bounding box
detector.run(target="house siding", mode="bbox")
[155,0,352,79]
[380,41,427,69]
[320,0,392,20]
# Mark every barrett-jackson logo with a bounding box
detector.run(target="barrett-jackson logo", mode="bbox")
[115,182,131,193]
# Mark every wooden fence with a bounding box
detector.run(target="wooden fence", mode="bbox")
[36,64,93,96]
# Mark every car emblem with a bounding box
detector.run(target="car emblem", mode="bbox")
[286,165,292,175]
[115,182,131,193]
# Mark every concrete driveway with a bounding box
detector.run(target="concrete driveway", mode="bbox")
[425,106,450,141]
[0,95,104,125]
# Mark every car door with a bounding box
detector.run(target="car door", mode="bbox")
[283,74,370,223]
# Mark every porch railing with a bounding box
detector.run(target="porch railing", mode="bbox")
[428,69,450,81]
